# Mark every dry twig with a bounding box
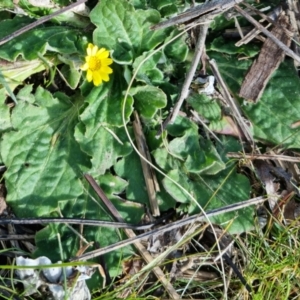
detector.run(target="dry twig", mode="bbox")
[71,196,266,261]
[235,7,282,47]
[234,5,300,63]
[0,0,87,46]
[227,152,300,163]
[239,12,292,102]
[133,111,160,216]
[157,22,210,135]
[84,174,180,299]
[151,0,243,30]
[208,59,254,145]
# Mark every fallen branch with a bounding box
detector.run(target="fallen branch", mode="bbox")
[239,12,292,102]
[0,0,87,46]
[209,59,254,145]
[156,22,210,136]
[133,111,160,216]
[71,196,266,261]
[227,152,300,163]
[234,5,300,63]
[84,174,180,299]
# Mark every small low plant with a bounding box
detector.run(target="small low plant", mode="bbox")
[0,0,299,299]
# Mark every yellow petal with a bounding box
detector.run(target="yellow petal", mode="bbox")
[96,49,110,59]
[93,71,102,86]
[91,45,98,56]
[87,43,94,56]
[86,69,93,82]
[81,63,89,71]
[101,58,113,66]
[100,66,113,74]
[97,48,106,54]
[100,72,110,82]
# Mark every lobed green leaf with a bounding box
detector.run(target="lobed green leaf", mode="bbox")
[91,0,166,64]
[0,17,80,61]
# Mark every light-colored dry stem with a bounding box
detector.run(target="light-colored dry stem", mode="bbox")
[133,111,160,216]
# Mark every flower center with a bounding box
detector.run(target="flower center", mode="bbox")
[89,56,101,71]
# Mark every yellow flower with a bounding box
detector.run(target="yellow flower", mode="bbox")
[81,43,113,86]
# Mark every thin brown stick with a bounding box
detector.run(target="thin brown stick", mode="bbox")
[84,174,124,223]
[190,110,222,144]
[0,0,87,46]
[157,22,210,136]
[70,196,266,261]
[286,0,300,68]
[0,216,154,230]
[133,111,160,216]
[242,2,293,37]
[234,5,300,63]
[235,7,282,47]
[227,152,300,163]
[170,23,210,124]
[234,16,244,38]
[0,234,35,240]
[151,0,243,30]
[208,59,254,145]
[236,22,272,46]
[84,174,180,299]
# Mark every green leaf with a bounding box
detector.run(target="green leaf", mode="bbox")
[75,124,132,176]
[35,173,142,278]
[17,0,52,18]
[243,60,300,148]
[151,128,253,234]
[166,116,226,174]
[210,14,235,32]
[114,151,148,204]
[152,147,183,173]
[209,36,260,57]
[132,51,164,84]
[186,91,240,139]
[0,59,46,91]
[159,4,178,17]
[149,0,178,16]
[0,0,14,9]
[84,172,144,224]
[81,173,144,273]
[208,52,251,97]
[59,64,81,90]
[111,41,133,65]
[115,148,176,211]
[57,54,82,90]
[163,167,253,234]
[129,0,147,9]
[216,135,243,162]
[129,85,167,119]
[75,78,133,176]
[78,71,133,127]
[198,138,226,175]
[0,86,89,217]
[162,169,201,204]
[187,92,221,121]
[91,0,166,64]
[201,169,253,233]
[16,84,36,103]
[52,9,90,29]
[0,17,81,61]
[166,115,195,136]
[209,52,300,148]
[164,29,189,62]
[0,88,11,132]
